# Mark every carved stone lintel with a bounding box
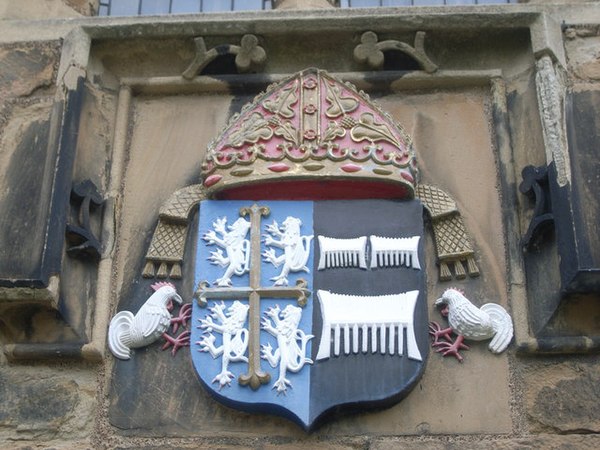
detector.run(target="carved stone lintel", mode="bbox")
[416,184,479,281]
[182,35,267,80]
[353,31,438,73]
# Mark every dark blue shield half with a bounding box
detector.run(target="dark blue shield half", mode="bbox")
[191,199,428,430]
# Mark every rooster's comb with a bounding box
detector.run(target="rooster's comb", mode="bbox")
[151,281,175,292]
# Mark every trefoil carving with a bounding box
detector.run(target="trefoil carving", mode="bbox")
[353,31,438,73]
[182,34,267,79]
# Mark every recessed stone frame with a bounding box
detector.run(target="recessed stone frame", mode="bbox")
[2,6,595,361]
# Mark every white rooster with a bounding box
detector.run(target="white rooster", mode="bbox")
[108,282,184,360]
[429,288,513,362]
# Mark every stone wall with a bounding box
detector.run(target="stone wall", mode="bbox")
[0,1,599,449]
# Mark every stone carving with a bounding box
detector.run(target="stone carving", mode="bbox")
[262,217,314,286]
[429,288,513,362]
[317,236,368,270]
[144,222,188,279]
[191,199,427,428]
[416,184,479,281]
[197,300,250,389]
[351,112,402,148]
[370,235,421,270]
[535,55,570,188]
[142,74,481,286]
[65,180,103,259]
[315,290,422,362]
[201,69,418,195]
[182,34,267,79]
[316,235,420,270]
[260,304,314,394]
[226,112,274,149]
[263,80,299,118]
[203,216,252,287]
[108,282,185,360]
[353,31,438,73]
[519,165,554,250]
[195,204,310,391]
[144,184,204,279]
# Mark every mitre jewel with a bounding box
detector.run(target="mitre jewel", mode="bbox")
[201,68,418,200]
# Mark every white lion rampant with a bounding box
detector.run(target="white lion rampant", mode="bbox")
[261,304,314,394]
[203,216,251,287]
[197,301,249,389]
[262,216,313,286]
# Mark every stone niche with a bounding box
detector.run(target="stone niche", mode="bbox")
[1,4,599,438]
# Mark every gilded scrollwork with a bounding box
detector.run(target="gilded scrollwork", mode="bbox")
[324,82,359,118]
[225,112,273,148]
[321,121,346,143]
[285,144,312,163]
[350,112,401,149]
[201,68,418,192]
[262,81,299,118]
[274,120,301,146]
[328,146,350,162]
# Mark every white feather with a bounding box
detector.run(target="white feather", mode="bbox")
[108,311,134,360]
[480,303,514,353]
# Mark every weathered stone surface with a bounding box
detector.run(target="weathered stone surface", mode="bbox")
[63,0,96,16]
[0,42,60,98]
[373,434,600,450]
[525,357,600,433]
[0,101,55,283]
[0,0,85,20]
[274,0,334,9]
[0,366,96,442]
[566,34,600,82]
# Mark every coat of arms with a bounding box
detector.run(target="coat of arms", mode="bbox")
[192,199,427,428]
[110,68,502,430]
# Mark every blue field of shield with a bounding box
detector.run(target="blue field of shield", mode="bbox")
[192,200,314,427]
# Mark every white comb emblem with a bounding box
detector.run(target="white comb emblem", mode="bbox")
[315,290,422,362]
[317,236,367,270]
[317,235,421,270]
[370,235,421,270]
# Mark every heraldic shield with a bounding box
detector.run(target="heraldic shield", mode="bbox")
[192,198,428,429]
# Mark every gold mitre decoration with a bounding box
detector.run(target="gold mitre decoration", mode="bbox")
[201,68,418,199]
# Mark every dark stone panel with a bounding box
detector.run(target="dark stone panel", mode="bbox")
[0,117,53,281]
[310,199,428,428]
[0,77,84,289]
[561,92,600,293]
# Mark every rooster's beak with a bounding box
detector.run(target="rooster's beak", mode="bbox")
[172,293,183,304]
[434,297,443,306]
